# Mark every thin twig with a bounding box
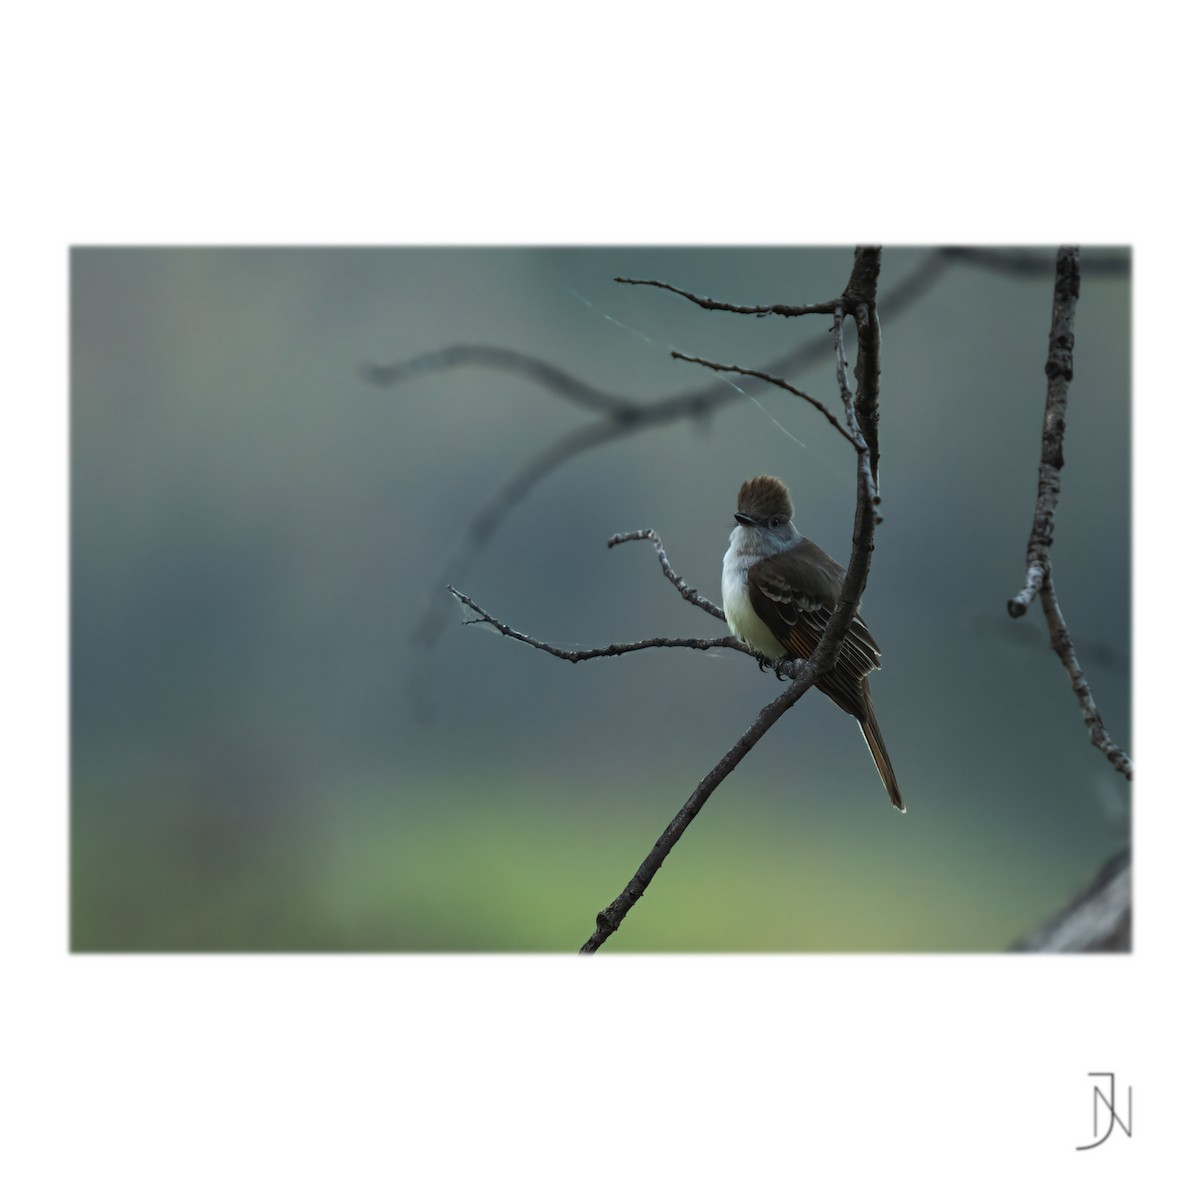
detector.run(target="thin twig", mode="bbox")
[449,586,744,662]
[1040,576,1133,779]
[581,246,886,953]
[613,277,837,318]
[607,528,725,620]
[668,352,858,447]
[1007,246,1132,780]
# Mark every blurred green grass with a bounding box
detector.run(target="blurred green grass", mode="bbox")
[71,768,1086,953]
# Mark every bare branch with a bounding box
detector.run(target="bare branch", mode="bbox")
[1009,246,1080,616]
[613,276,837,318]
[449,586,744,662]
[581,246,887,953]
[818,254,885,662]
[1007,246,1132,780]
[607,528,725,620]
[668,351,858,448]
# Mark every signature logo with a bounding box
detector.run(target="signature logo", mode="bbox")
[1076,1072,1132,1150]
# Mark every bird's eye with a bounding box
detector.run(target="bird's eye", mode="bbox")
[769,515,782,528]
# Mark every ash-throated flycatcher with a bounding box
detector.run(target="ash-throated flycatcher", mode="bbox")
[721,475,905,812]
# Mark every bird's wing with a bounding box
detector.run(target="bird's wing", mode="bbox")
[747,542,881,717]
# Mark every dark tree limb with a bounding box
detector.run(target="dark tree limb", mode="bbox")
[1006,246,1132,781]
[580,246,886,953]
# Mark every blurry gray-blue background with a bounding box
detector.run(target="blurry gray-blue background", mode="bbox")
[70,247,1130,951]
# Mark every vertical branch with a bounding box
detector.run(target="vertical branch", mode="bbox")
[1008,246,1080,617]
[846,247,883,486]
[1007,245,1131,780]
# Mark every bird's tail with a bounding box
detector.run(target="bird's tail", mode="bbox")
[858,680,905,813]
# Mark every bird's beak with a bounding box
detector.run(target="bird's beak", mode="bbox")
[734,512,758,527]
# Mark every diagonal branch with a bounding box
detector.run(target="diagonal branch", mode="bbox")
[579,672,821,953]
[1006,246,1132,781]
[1040,576,1133,779]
